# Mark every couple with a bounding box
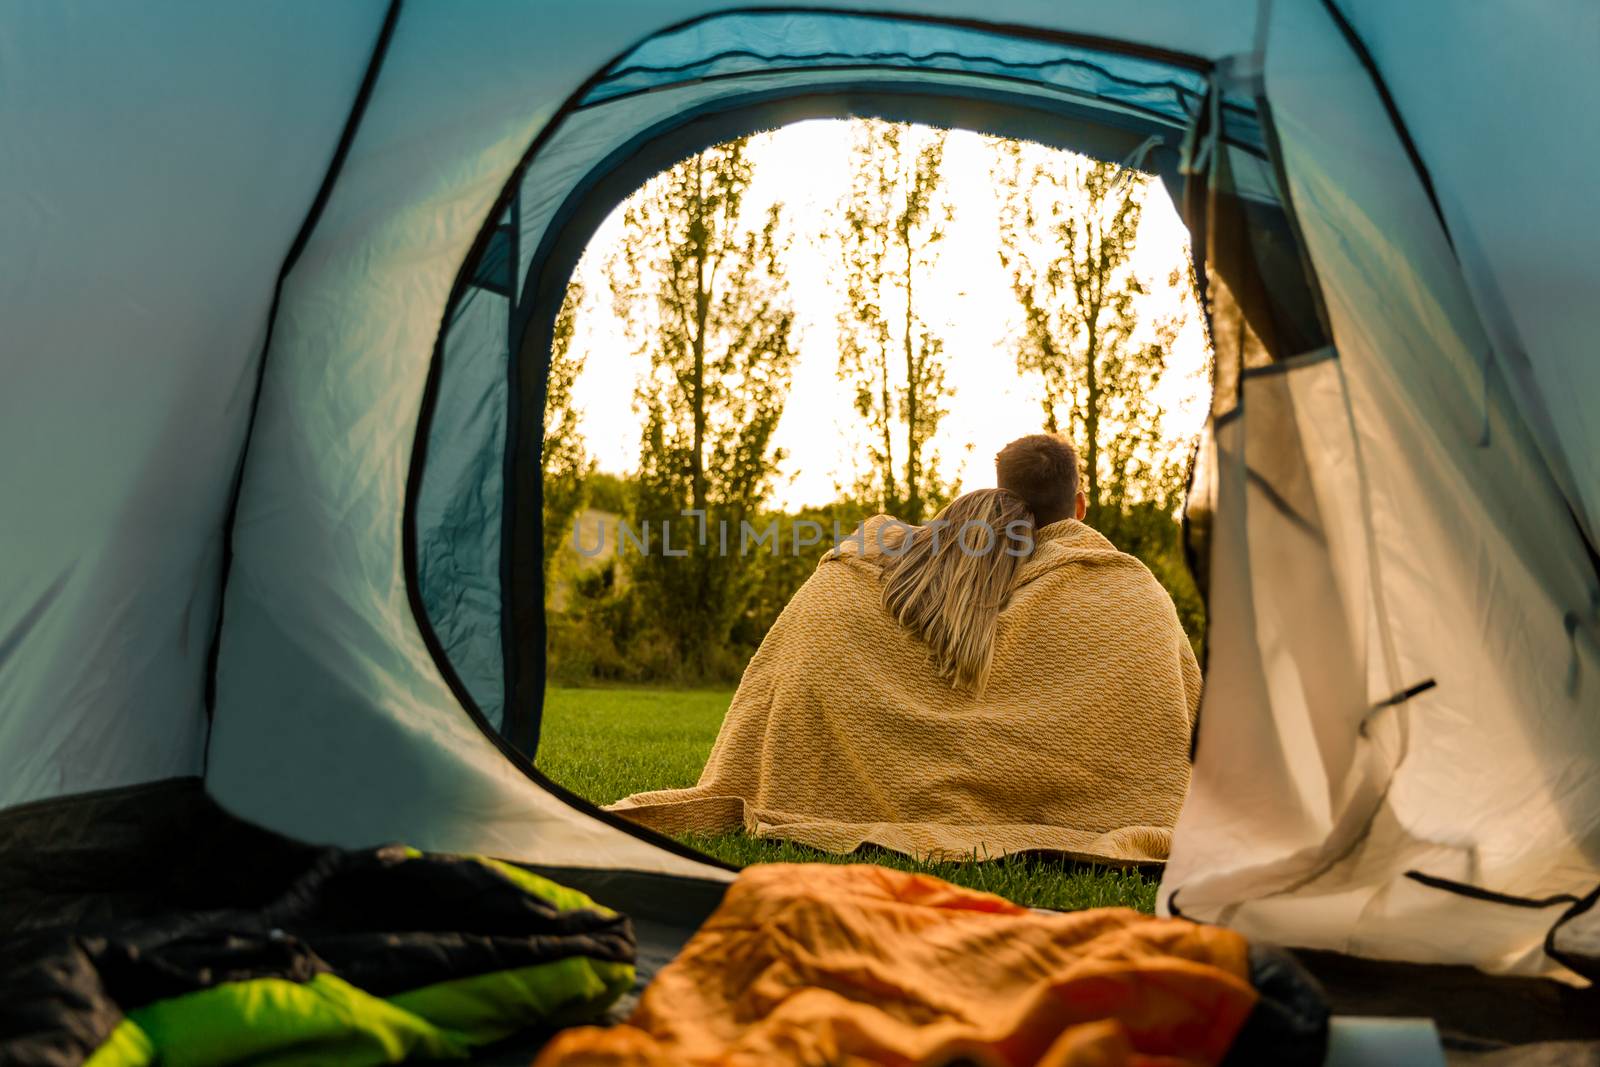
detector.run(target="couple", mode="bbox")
[611,434,1201,865]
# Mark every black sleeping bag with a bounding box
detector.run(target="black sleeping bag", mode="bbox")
[0,844,636,1067]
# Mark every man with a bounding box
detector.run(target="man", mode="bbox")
[995,432,1087,528]
[994,434,1200,714]
[993,431,1202,820]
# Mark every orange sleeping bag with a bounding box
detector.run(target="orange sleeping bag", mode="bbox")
[534,863,1260,1067]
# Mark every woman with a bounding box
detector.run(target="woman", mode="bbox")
[873,489,1037,695]
[608,487,1200,864]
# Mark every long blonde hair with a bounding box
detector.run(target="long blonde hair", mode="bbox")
[875,489,1035,693]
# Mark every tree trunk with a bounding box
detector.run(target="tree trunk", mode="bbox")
[690,153,709,515]
[879,348,896,514]
[902,224,921,524]
[1084,332,1100,519]
[1081,217,1104,522]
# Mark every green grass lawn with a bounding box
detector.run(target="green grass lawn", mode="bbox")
[536,685,1158,913]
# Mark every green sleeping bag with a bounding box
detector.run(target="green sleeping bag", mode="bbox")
[2,845,636,1066]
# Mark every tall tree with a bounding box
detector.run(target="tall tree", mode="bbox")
[609,138,797,676]
[836,120,957,525]
[542,281,592,594]
[993,141,1189,524]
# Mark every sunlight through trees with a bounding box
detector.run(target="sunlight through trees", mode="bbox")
[836,120,959,525]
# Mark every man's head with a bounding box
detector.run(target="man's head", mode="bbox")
[995,434,1086,527]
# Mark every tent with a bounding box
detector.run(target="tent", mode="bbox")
[4,0,1599,1036]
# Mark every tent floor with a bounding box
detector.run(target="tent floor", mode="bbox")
[1297,948,1600,1055]
[4,778,1597,1064]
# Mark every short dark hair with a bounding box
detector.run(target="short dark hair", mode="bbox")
[995,434,1080,520]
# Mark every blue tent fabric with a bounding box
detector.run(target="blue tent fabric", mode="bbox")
[416,283,511,732]
[584,12,1211,120]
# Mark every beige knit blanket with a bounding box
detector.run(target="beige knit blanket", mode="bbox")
[608,518,1202,864]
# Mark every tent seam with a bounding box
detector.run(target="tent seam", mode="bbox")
[200,0,405,758]
[1545,882,1600,981]
[621,6,1215,73]
[599,46,1205,103]
[572,64,1272,164]
[1402,870,1580,911]
[1317,0,1453,250]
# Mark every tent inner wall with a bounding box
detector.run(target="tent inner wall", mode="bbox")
[1337,0,1600,550]
[1162,0,1600,983]
[206,0,739,880]
[415,214,516,733]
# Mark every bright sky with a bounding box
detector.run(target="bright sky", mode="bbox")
[566,119,1211,512]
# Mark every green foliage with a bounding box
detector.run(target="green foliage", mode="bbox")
[541,282,592,592]
[547,553,725,687]
[836,120,959,525]
[535,685,1158,912]
[609,140,799,677]
[583,471,633,516]
[546,560,633,686]
[547,489,875,687]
